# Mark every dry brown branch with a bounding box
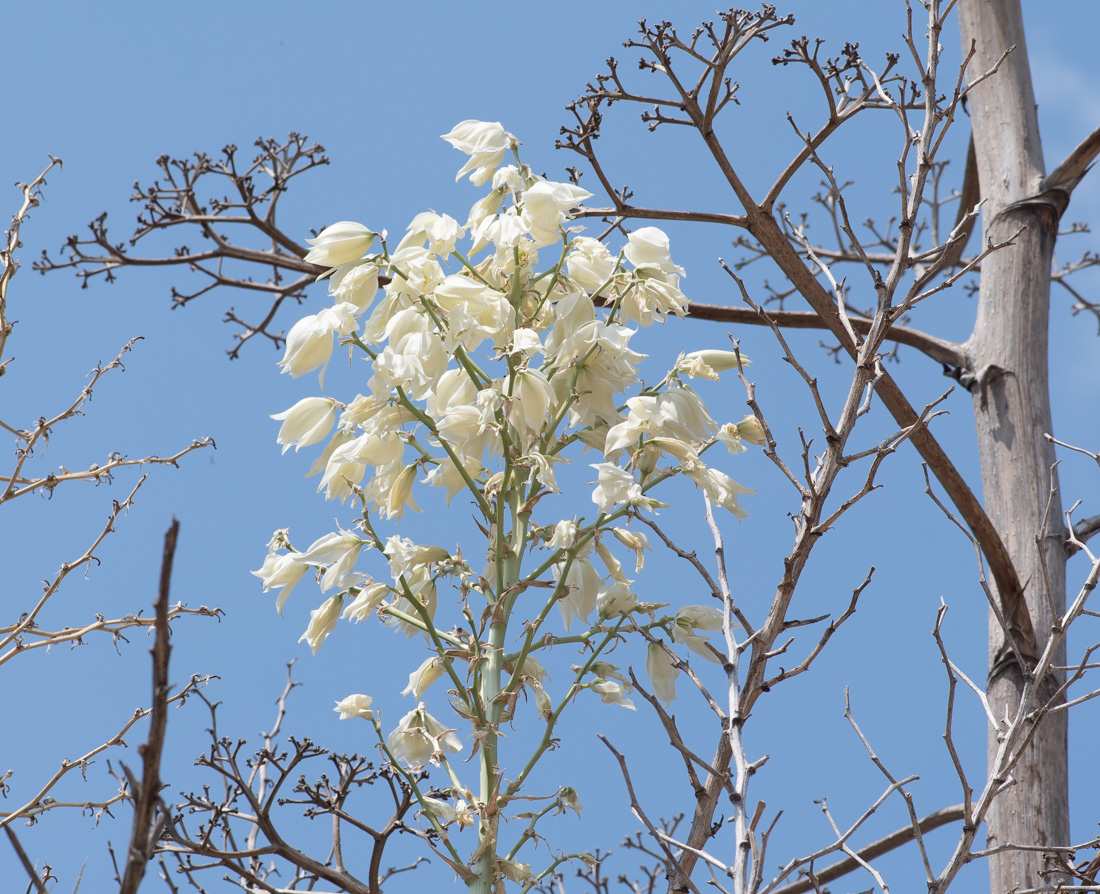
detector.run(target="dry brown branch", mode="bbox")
[0,475,220,663]
[633,514,754,635]
[5,826,50,894]
[1,159,63,366]
[35,136,334,357]
[156,666,425,893]
[1,365,215,503]
[118,519,178,894]
[2,167,221,865]
[564,21,1032,697]
[598,736,704,894]
[1051,249,1100,331]
[0,674,210,832]
[548,8,1065,890]
[650,296,967,368]
[767,805,966,894]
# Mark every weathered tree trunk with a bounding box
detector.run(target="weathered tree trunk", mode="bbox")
[958,1,1069,890]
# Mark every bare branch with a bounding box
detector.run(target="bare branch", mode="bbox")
[0,675,211,831]
[767,805,965,894]
[35,136,334,357]
[2,159,62,364]
[118,519,179,894]
[4,826,49,894]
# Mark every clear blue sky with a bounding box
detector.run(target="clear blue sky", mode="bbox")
[3,2,1098,891]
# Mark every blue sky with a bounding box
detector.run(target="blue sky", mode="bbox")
[2,2,1098,891]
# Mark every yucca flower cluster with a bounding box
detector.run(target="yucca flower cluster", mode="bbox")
[252,120,761,886]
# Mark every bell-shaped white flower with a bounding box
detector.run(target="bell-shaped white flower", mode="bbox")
[548,519,578,551]
[305,430,356,495]
[271,397,338,454]
[623,226,684,276]
[466,187,504,231]
[327,427,405,470]
[420,795,473,827]
[251,552,308,615]
[370,311,449,402]
[520,179,592,246]
[567,236,618,292]
[491,164,527,193]
[612,528,652,571]
[333,693,374,720]
[622,269,689,326]
[305,221,375,269]
[296,527,365,593]
[646,642,679,705]
[658,387,718,441]
[402,655,447,699]
[436,403,499,465]
[590,463,644,514]
[594,539,629,584]
[505,368,555,436]
[383,536,450,582]
[277,302,359,386]
[315,440,368,503]
[441,120,514,186]
[299,595,343,655]
[341,581,391,623]
[736,414,767,445]
[670,605,726,663]
[424,368,479,421]
[522,450,564,494]
[677,349,751,380]
[422,455,484,505]
[555,555,602,631]
[278,313,335,382]
[330,260,381,314]
[590,678,636,710]
[401,210,464,258]
[387,703,463,768]
[507,327,543,362]
[597,579,637,619]
[337,393,386,430]
[383,464,421,521]
[685,466,754,521]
